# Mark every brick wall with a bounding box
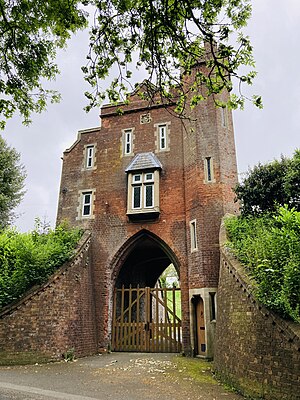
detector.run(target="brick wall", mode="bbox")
[55,71,239,356]
[0,232,97,364]
[214,222,300,400]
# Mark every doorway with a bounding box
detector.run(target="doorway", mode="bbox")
[111,231,182,352]
[193,295,206,356]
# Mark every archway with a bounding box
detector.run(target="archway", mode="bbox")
[111,231,182,352]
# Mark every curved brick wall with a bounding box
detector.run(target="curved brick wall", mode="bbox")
[0,232,97,365]
[214,221,300,400]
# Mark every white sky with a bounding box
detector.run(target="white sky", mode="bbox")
[2,0,300,232]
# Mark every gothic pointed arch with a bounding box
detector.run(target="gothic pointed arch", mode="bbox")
[110,229,180,289]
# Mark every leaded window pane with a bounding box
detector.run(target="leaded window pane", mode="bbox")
[133,186,141,208]
[83,205,91,216]
[145,184,153,207]
[84,194,91,205]
[133,174,142,182]
[145,173,153,181]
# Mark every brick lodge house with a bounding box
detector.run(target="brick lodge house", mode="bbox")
[56,65,238,358]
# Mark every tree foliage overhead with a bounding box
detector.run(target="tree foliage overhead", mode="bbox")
[84,0,260,112]
[0,135,26,229]
[0,0,260,127]
[0,0,87,128]
[235,150,300,216]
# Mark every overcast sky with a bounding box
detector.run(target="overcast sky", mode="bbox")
[2,0,300,232]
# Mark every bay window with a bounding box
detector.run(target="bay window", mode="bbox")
[125,152,162,219]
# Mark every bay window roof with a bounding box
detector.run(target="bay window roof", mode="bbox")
[125,152,162,173]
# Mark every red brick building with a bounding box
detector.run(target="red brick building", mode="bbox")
[56,66,238,357]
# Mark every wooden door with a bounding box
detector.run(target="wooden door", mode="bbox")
[195,297,206,355]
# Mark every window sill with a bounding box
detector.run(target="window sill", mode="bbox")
[127,208,160,221]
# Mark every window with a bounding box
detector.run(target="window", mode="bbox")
[206,157,212,182]
[190,219,198,252]
[144,173,154,208]
[159,125,167,150]
[77,189,95,220]
[221,107,227,128]
[86,145,94,169]
[155,122,170,152]
[83,144,96,170]
[127,170,160,217]
[204,157,215,183]
[132,172,154,210]
[132,174,142,208]
[125,152,161,218]
[82,192,92,216]
[123,128,134,156]
[209,292,217,321]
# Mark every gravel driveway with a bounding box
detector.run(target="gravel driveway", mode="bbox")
[0,353,244,400]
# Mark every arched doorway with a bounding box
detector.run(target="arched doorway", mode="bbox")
[111,231,182,352]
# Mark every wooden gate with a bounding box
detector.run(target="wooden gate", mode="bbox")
[112,286,182,352]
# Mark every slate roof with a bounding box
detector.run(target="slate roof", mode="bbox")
[125,152,162,172]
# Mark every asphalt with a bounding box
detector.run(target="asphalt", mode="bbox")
[0,353,244,400]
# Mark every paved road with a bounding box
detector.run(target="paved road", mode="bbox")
[0,353,244,400]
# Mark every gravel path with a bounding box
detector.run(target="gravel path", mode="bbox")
[0,353,244,400]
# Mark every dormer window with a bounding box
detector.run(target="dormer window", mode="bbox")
[125,152,162,220]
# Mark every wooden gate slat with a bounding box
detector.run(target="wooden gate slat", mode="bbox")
[155,286,159,352]
[112,286,182,353]
[172,287,176,352]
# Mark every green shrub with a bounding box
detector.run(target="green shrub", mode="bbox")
[0,221,82,309]
[234,150,300,215]
[225,206,300,322]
